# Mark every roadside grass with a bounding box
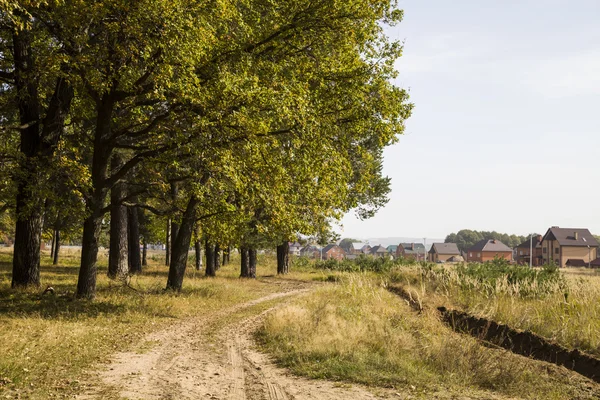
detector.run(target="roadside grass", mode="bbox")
[256,275,599,399]
[387,262,600,357]
[0,249,299,399]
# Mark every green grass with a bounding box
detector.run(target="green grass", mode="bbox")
[256,275,599,399]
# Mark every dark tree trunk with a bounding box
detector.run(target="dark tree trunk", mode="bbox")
[194,224,202,271]
[214,244,221,271]
[165,197,199,291]
[226,246,231,264]
[52,229,60,266]
[165,218,170,266]
[170,220,179,265]
[205,240,216,277]
[277,241,290,275]
[240,247,250,278]
[76,96,113,299]
[50,231,55,259]
[169,182,179,265]
[11,30,73,288]
[11,30,42,288]
[108,153,128,280]
[248,248,257,278]
[76,212,104,299]
[142,237,148,266]
[222,246,228,266]
[128,205,142,274]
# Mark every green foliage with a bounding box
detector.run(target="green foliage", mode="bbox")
[454,257,565,297]
[312,255,419,273]
[445,230,534,252]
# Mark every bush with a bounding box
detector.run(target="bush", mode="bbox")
[312,255,423,274]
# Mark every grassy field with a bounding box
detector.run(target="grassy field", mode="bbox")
[385,260,600,357]
[256,274,600,399]
[2,251,600,399]
[0,248,326,399]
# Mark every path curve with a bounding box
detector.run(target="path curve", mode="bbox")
[78,282,389,400]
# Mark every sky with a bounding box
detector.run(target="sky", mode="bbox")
[338,0,600,240]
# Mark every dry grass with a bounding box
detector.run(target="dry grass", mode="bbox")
[0,248,303,399]
[256,274,599,399]
[387,263,600,357]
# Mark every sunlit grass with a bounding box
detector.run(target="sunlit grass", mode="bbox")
[257,275,598,399]
[387,263,600,357]
[0,248,295,399]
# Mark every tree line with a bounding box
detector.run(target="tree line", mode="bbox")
[445,230,534,252]
[0,0,412,298]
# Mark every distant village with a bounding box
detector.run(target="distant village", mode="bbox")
[299,226,600,268]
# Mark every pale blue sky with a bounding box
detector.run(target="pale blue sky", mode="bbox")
[339,0,600,240]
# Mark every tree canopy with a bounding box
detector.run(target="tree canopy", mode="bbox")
[0,0,412,298]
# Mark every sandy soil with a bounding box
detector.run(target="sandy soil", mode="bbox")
[77,281,395,400]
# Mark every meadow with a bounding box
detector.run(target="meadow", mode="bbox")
[1,250,599,399]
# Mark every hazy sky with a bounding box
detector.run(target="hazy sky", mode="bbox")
[338,0,600,240]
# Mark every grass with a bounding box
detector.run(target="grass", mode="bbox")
[0,248,305,399]
[386,261,600,357]
[256,274,599,399]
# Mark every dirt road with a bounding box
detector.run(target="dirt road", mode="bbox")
[78,281,390,400]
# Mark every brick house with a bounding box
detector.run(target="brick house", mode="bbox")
[396,243,426,261]
[322,244,346,261]
[467,239,513,263]
[351,243,371,255]
[514,235,543,266]
[299,245,320,259]
[428,243,460,263]
[540,227,598,267]
[370,245,390,258]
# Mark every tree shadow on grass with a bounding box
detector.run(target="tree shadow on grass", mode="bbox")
[0,290,126,320]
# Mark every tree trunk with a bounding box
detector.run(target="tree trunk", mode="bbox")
[52,229,60,266]
[76,97,113,299]
[248,248,257,278]
[76,212,104,299]
[165,197,199,291]
[194,224,202,271]
[226,246,231,264]
[240,247,250,278]
[170,220,179,265]
[222,246,228,266]
[165,218,170,266]
[169,182,179,265]
[205,240,216,277]
[128,205,142,274]
[214,244,221,271]
[11,30,42,288]
[108,153,128,280]
[50,231,55,259]
[277,241,290,275]
[142,237,148,266]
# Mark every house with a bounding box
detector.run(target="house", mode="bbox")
[386,245,398,255]
[289,242,303,256]
[299,245,321,259]
[351,243,371,255]
[466,239,513,262]
[321,244,346,261]
[428,243,461,263]
[514,235,543,266]
[540,227,599,268]
[396,243,426,261]
[370,245,390,258]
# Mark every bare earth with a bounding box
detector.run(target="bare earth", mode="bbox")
[77,281,396,400]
